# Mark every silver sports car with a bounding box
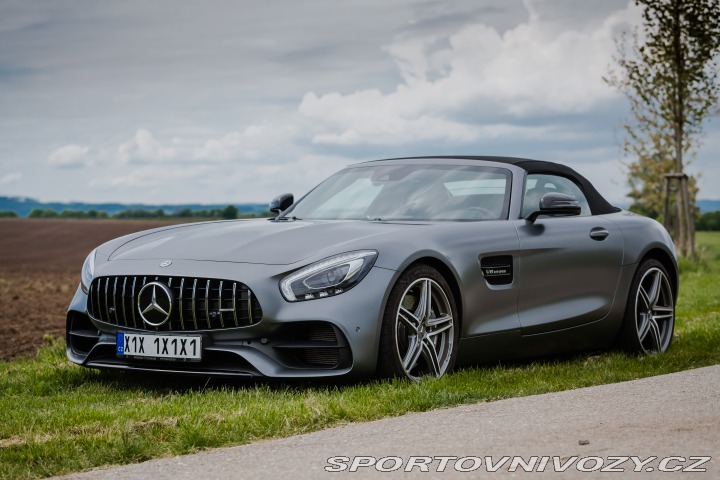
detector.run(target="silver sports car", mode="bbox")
[66,156,678,380]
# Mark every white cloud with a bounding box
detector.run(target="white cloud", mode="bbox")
[192,123,300,162]
[117,129,177,164]
[24,0,719,204]
[83,153,352,204]
[43,0,642,202]
[47,144,92,168]
[88,173,155,190]
[88,165,209,194]
[114,124,301,165]
[0,172,22,185]
[297,0,641,146]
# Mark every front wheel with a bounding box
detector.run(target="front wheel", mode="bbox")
[619,259,675,354]
[377,265,459,380]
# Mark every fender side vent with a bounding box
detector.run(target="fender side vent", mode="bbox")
[480,255,513,285]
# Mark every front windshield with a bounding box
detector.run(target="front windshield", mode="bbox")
[284,163,511,221]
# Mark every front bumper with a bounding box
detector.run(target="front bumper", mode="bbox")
[66,261,397,378]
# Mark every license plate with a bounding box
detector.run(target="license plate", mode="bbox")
[116,332,202,361]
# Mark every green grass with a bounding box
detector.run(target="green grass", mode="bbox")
[2,233,719,479]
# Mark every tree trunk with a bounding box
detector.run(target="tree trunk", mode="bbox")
[671,0,695,259]
[670,173,696,258]
[682,177,696,257]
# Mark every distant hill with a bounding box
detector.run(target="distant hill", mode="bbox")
[0,196,269,218]
[2,195,718,217]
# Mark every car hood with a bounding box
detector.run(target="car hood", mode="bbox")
[107,219,423,265]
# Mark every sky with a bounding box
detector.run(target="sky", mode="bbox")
[1,0,718,206]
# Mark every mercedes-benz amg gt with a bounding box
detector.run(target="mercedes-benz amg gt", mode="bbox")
[66,156,678,380]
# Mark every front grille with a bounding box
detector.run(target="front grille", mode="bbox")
[87,276,263,331]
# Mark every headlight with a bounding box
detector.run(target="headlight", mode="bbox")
[280,250,378,301]
[80,249,97,294]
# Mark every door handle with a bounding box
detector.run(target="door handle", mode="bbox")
[589,227,609,241]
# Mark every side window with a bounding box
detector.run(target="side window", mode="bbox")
[522,174,591,218]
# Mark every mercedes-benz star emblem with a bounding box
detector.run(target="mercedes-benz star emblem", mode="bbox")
[137,282,173,327]
[159,260,172,267]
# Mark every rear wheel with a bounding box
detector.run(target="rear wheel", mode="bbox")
[620,259,675,354]
[377,265,459,380]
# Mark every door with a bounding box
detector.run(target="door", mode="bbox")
[512,174,624,334]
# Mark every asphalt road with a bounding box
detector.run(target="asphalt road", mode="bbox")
[59,365,719,479]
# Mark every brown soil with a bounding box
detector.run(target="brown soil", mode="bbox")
[0,218,183,361]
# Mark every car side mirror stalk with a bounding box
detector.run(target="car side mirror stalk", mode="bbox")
[269,193,294,215]
[525,192,581,222]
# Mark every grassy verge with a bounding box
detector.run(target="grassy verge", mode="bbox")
[2,233,719,479]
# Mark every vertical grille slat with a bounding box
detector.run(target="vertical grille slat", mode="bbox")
[88,275,262,332]
[218,281,226,329]
[205,279,211,329]
[191,278,199,330]
[96,281,101,318]
[141,276,147,329]
[121,277,128,327]
[179,278,185,331]
[103,277,110,321]
[232,283,238,327]
[89,283,97,318]
[131,277,138,328]
[112,277,119,326]
[248,290,254,325]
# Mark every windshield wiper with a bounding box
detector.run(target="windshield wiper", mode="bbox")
[275,216,301,221]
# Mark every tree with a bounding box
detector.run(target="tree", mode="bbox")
[174,208,193,218]
[605,0,720,258]
[221,205,238,220]
[696,210,720,230]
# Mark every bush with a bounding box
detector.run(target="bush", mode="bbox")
[28,209,109,219]
[34,209,59,218]
[60,210,86,218]
[114,209,166,219]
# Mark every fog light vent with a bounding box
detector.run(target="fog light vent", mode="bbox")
[305,324,337,343]
[303,348,340,367]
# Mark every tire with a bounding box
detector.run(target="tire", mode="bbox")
[619,259,675,354]
[377,264,460,380]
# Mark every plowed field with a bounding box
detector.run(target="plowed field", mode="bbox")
[0,219,182,361]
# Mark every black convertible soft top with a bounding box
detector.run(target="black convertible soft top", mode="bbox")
[382,156,620,216]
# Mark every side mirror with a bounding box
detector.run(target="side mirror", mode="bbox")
[525,192,581,222]
[269,193,294,214]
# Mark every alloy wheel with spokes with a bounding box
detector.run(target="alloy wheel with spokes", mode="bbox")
[377,265,459,380]
[621,260,675,354]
